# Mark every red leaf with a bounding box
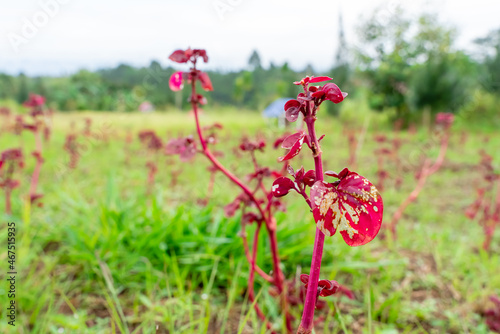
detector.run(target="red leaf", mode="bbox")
[242,212,260,224]
[272,177,297,197]
[194,49,209,63]
[318,279,340,297]
[224,199,240,217]
[338,285,355,299]
[281,132,304,149]
[310,169,383,246]
[278,132,306,162]
[284,99,301,122]
[303,170,316,187]
[198,72,213,91]
[23,94,46,107]
[169,50,189,63]
[321,83,347,104]
[169,71,184,91]
[309,76,333,84]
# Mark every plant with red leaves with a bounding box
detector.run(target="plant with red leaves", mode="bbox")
[0,149,24,215]
[464,150,500,251]
[485,295,500,333]
[124,130,133,166]
[138,130,164,194]
[23,94,49,206]
[373,135,391,192]
[83,117,92,137]
[64,134,81,169]
[342,121,360,169]
[388,112,454,239]
[168,48,292,333]
[273,76,383,333]
[373,134,404,191]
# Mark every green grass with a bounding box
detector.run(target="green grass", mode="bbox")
[0,106,499,333]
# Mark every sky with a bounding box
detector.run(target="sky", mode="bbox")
[0,0,498,76]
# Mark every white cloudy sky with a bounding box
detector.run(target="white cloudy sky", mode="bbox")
[0,0,498,76]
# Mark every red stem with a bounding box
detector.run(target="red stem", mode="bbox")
[248,223,261,302]
[240,216,274,283]
[298,107,326,334]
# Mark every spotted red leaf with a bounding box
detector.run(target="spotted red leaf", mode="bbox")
[278,132,306,162]
[310,168,383,246]
[272,177,297,197]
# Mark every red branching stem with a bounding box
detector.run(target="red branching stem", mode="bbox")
[427,131,450,175]
[250,151,259,170]
[240,221,274,283]
[248,223,261,304]
[298,103,326,334]
[189,68,289,332]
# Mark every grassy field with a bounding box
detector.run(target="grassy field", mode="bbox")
[0,106,499,333]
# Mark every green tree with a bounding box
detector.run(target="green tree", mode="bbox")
[16,73,29,104]
[357,9,469,124]
[475,28,500,93]
[248,49,262,71]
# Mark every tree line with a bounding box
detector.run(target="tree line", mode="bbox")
[1,10,499,125]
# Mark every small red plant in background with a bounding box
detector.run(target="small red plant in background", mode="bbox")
[168,48,293,332]
[373,135,391,191]
[138,130,164,194]
[342,122,359,169]
[64,134,81,169]
[373,134,404,191]
[83,117,92,137]
[0,149,24,215]
[23,93,49,206]
[388,112,454,239]
[464,150,500,251]
[485,295,500,333]
[273,76,383,333]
